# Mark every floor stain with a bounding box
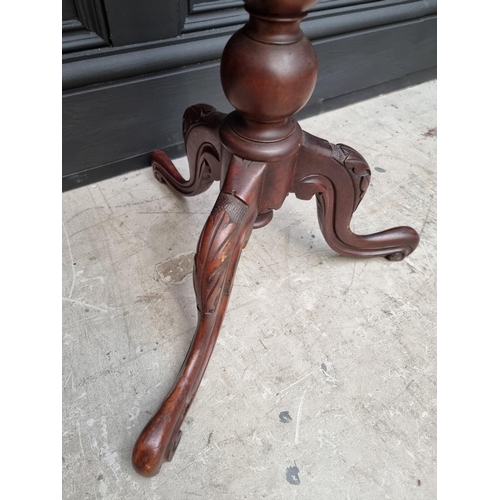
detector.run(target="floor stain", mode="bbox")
[156,252,195,285]
[423,127,437,138]
[279,411,293,423]
[286,465,301,485]
[135,292,161,304]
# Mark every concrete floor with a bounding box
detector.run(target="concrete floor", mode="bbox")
[62,81,436,500]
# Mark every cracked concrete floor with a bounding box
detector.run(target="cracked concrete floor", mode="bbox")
[62,80,436,500]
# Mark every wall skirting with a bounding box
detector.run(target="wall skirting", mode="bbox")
[62,1,436,190]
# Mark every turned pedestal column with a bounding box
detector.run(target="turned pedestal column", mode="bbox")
[132,0,419,477]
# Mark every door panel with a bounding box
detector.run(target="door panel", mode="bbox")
[63,0,78,21]
[62,0,110,53]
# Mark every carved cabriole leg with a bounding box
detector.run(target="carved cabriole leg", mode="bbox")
[133,0,422,479]
[132,157,266,477]
[152,104,227,196]
[293,131,420,261]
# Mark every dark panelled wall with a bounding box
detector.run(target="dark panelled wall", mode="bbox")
[62,0,437,191]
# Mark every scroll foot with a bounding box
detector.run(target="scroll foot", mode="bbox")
[132,157,266,476]
[293,131,419,260]
[152,104,226,196]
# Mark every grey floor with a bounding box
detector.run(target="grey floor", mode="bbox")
[62,81,437,500]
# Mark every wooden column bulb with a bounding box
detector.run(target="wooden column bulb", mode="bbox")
[132,0,420,477]
[221,0,317,140]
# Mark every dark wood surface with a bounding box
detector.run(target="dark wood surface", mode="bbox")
[103,0,187,46]
[132,0,420,477]
[62,0,78,21]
